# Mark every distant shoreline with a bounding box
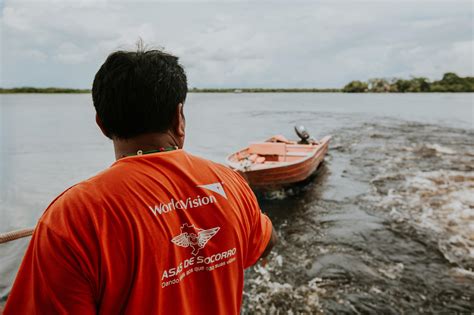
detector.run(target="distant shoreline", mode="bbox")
[1,88,472,94]
[0,87,344,94]
[1,73,472,94]
[0,88,91,94]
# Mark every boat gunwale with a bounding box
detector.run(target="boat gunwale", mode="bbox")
[226,135,331,172]
[242,145,328,187]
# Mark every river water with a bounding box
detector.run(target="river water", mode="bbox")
[1,93,473,313]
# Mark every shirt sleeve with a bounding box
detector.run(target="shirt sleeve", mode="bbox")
[4,222,96,315]
[231,172,273,268]
[244,209,273,268]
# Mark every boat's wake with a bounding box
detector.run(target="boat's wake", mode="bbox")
[244,254,324,314]
[371,169,474,268]
[243,120,474,314]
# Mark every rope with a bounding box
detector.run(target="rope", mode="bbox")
[0,228,34,244]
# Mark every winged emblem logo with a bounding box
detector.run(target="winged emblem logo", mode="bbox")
[171,223,220,256]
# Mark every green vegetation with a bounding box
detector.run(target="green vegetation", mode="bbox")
[343,72,474,93]
[189,88,341,93]
[1,72,472,94]
[429,73,474,92]
[0,87,340,94]
[341,81,368,93]
[0,87,90,94]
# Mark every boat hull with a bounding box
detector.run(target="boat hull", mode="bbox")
[227,136,331,190]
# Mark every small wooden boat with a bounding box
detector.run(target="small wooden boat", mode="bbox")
[226,126,331,190]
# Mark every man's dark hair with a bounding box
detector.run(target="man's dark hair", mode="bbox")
[92,48,187,139]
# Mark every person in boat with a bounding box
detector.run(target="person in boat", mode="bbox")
[4,47,277,314]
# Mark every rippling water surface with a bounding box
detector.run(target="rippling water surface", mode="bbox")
[1,93,473,313]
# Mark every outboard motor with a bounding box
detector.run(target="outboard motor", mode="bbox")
[294,125,311,144]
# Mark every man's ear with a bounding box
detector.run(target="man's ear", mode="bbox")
[175,103,185,138]
[96,114,111,139]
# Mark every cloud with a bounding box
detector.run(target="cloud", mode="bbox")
[1,0,473,88]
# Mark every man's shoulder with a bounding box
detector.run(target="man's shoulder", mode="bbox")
[183,152,253,201]
[49,167,115,204]
[39,170,113,230]
[184,152,245,182]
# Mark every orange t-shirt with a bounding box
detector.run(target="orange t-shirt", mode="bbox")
[4,150,272,314]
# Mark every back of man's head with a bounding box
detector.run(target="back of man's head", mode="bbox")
[92,48,187,139]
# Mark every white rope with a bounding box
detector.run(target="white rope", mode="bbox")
[0,228,34,244]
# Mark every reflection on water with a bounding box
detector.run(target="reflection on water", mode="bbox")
[1,93,473,312]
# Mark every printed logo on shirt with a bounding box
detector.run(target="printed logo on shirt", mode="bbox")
[171,223,220,256]
[148,183,227,216]
[197,182,227,199]
[162,223,236,288]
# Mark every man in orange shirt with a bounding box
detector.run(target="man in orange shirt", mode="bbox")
[5,48,276,314]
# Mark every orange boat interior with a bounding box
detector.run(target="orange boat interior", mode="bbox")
[229,136,318,167]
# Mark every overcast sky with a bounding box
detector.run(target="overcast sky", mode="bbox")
[1,0,473,88]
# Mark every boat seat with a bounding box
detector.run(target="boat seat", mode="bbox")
[248,154,266,164]
[248,142,286,156]
[286,152,310,157]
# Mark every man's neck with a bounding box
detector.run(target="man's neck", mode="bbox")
[113,132,181,160]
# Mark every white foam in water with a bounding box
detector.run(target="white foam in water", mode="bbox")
[244,253,324,314]
[265,190,288,200]
[377,170,474,268]
[425,144,457,155]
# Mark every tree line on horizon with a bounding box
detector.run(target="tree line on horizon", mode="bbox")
[0,87,90,94]
[343,72,474,93]
[1,72,473,94]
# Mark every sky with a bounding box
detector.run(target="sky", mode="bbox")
[0,0,473,88]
